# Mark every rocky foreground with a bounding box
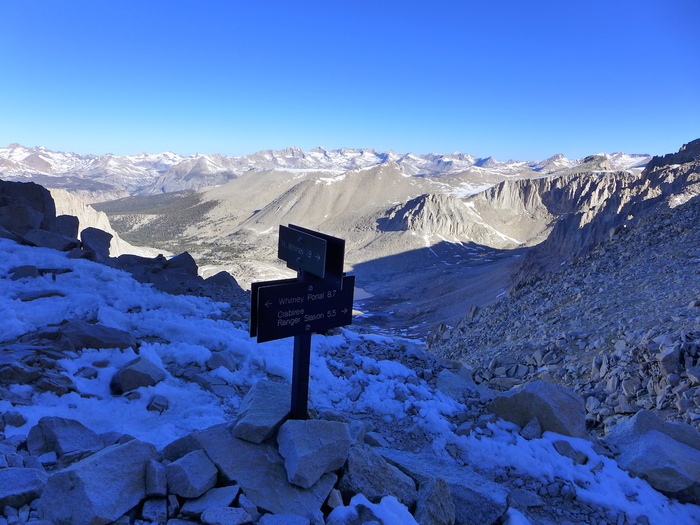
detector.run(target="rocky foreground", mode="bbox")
[2,172,700,524]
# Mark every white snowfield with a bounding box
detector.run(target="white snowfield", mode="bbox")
[0,238,698,525]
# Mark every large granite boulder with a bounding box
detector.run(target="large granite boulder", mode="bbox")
[38,439,160,525]
[0,180,57,232]
[606,410,700,504]
[277,419,352,489]
[81,227,113,262]
[338,445,417,507]
[487,380,586,437]
[379,448,508,525]
[59,319,138,352]
[167,449,218,498]
[233,380,290,443]
[163,423,335,521]
[26,416,104,459]
[0,468,49,508]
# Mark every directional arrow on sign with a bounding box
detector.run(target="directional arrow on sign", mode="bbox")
[250,275,355,343]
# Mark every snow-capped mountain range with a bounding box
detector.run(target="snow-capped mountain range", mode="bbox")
[0,143,652,203]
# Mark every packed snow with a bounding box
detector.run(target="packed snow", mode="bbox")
[1,238,699,524]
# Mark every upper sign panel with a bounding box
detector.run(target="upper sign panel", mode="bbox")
[278,224,345,288]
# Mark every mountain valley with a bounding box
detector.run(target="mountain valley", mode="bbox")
[1,140,700,524]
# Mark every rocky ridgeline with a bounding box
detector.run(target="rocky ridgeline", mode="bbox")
[3,173,700,524]
[0,180,246,303]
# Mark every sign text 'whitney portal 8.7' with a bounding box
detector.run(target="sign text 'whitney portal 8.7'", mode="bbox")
[249,224,354,418]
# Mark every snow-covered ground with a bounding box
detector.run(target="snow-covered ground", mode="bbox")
[1,238,698,524]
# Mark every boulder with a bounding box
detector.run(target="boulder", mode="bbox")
[81,227,113,262]
[0,468,48,508]
[55,214,79,238]
[233,380,291,443]
[111,356,167,394]
[142,497,168,523]
[146,459,168,497]
[164,251,199,276]
[487,381,586,437]
[414,477,456,525]
[338,445,417,507]
[177,423,336,520]
[379,448,508,525]
[0,205,43,234]
[0,180,57,232]
[436,367,493,403]
[277,419,352,489]
[38,439,160,525]
[166,449,218,498]
[23,228,79,251]
[605,410,700,452]
[181,485,241,519]
[614,430,700,504]
[59,319,138,352]
[26,416,104,458]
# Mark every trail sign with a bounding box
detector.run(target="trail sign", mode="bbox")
[251,224,354,419]
[278,224,345,288]
[250,275,354,343]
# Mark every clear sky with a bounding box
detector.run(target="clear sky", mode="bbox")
[2,1,699,160]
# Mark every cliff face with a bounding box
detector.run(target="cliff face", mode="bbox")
[50,188,162,257]
[377,140,700,262]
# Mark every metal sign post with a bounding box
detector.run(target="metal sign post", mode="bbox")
[250,225,354,419]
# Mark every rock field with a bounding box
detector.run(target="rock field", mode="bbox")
[3,147,700,525]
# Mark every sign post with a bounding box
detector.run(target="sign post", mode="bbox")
[250,225,354,419]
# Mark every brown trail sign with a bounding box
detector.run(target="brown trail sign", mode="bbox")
[250,225,354,419]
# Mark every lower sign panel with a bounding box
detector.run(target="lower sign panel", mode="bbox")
[253,275,355,343]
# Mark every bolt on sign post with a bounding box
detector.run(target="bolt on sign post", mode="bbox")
[250,225,354,419]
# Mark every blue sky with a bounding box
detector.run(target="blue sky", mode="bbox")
[3,1,698,160]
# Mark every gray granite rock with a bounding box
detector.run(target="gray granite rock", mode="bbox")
[614,430,700,504]
[59,319,138,352]
[277,419,352,489]
[338,445,417,507]
[0,468,48,508]
[201,507,253,525]
[26,416,103,459]
[233,380,290,443]
[167,449,218,498]
[187,423,336,520]
[606,410,700,452]
[181,485,241,519]
[488,381,586,438]
[80,227,113,262]
[38,439,160,525]
[379,448,508,525]
[436,367,493,403]
[111,356,166,394]
[414,477,455,525]
[142,497,168,523]
[146,459,168,497]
